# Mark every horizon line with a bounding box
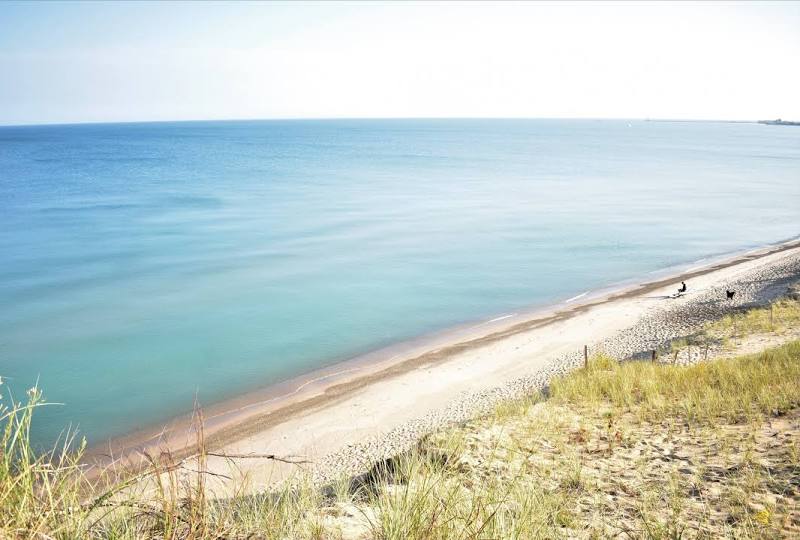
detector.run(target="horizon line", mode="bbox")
[0,115,776,129]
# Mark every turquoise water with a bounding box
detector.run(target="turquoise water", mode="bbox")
[1,119,798,446]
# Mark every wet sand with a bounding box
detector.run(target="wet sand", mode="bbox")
[88,238,800,494]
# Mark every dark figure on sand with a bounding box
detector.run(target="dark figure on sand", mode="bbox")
[678,281,687,294]
[726,290,736,300]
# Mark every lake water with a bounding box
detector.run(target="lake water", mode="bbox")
[1,119,798,446]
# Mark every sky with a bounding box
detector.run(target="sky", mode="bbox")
[0,1,799,125]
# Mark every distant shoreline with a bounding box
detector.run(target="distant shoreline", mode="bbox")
[758,119,800,126]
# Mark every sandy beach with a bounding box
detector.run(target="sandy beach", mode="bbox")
[93,239,800,495]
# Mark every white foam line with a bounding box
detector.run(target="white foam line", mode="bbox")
[488,314,515,323]
[564,291,588,303]
[470,313,517,330]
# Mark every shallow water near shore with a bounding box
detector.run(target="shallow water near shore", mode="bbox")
[1,119,799,446]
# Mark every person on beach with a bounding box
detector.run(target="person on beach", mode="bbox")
[678,281,687,294]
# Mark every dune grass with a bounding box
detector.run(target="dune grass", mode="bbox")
[707,298,800,339]
[1,316,798,538]
[359,341,800,539]
[0,386,90,537]
[661,298,800,364]
[0,385,329,539]
[550,341,800,424]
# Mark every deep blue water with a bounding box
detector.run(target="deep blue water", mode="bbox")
[0,119,798,446]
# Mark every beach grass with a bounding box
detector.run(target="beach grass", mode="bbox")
[0,386,91,537]
[356,341,800,539]
[663,297,800,363]
[707,298,800,338]
[1,307,799,538]
[550,343,800,424]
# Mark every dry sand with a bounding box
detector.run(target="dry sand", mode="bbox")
[98,240,800,496]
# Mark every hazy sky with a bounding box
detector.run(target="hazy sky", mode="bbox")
[1,1,799,125]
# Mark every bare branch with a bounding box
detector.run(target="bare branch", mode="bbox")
[206,452,311,465]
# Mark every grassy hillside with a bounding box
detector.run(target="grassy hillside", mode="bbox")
[332,341,800,539]
[1,308,799,538]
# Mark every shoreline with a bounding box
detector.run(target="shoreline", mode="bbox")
[86,237,800,485]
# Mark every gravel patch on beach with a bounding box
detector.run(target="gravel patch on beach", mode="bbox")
[310,251,800,486]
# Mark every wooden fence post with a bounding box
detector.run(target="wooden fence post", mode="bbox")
[584,345,588,369]
[651,349,656,362]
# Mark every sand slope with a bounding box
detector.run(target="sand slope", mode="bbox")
[161,242,800,495]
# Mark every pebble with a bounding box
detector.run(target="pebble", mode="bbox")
[308,251,800,487]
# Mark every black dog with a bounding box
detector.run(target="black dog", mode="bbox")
[726,290,735,300]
